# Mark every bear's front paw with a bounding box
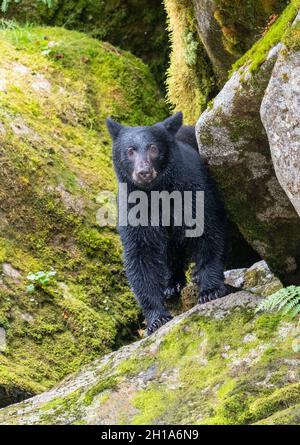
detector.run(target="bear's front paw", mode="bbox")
[147,315,173,336]
[198,284,229,304]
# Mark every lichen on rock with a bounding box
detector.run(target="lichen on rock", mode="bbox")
[0,23,167,407]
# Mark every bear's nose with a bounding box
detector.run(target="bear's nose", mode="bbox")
[137,166,152,181]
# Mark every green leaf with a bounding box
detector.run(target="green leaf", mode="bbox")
[26,284,35,293]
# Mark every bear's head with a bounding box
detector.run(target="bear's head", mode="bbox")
[106,112,183,187]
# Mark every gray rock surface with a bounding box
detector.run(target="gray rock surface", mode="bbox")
[0,328,6,352]
[2,263,21,281]
[261,48,300,217]
[225,260,282,297]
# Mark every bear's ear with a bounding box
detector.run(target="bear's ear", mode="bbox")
[162,112,183,135]
[106,117,123,140]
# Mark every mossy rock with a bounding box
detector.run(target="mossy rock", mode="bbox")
[0,292,299,425]
[261,22,300,218]
[0,24,167,407]
[196,3,300,285]
[192,0,289,81]
[0,0,169,90]
[163,0,288,120]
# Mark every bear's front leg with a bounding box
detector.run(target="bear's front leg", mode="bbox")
[122,228,172,335]
[164,248,187,301]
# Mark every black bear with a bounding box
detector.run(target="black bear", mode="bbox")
[107,112,228,335]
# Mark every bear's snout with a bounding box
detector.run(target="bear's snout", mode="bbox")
[133,161,157,184]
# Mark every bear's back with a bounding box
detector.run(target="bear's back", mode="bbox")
[176,125,198,151]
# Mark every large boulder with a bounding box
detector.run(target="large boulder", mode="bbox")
[0,290,299,425]
[195,5,300,285]
[191,0,287,82]
[0,25,166,407]
[261,40,300,217]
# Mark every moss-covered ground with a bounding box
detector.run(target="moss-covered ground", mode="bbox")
[0,23,167,406]
[124,311,299,425]
[1,298,299,424]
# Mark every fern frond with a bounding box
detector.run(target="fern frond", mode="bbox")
[290,304,300,318]
[256,286,300,318]
[281,299,300,315]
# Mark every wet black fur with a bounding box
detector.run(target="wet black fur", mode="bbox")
[107,113,228,335]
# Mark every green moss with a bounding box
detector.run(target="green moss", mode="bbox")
[0,239,7,263]
[254,313,282,339]
[83,376,118,406]
[230,1,299,75]
[0,302,299,424]
[116,352,155,376]
[0,0,169,90]
[39,389,83,424]
[131,387,175,425]
[129,310,299,425]
[164,0,216,123]
[283,19,300,50]
[0,24,166,406]
[218,379,237,399]
[215,391,251,424]
[254,403,300,424]
[249,383,300,421]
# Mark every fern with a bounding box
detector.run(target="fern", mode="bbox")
[256,286,300,318]
[1,0,53,13]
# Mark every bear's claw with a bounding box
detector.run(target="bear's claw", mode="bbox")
[198,285,229,305]
[147,315,173,336]
[164,283,182,300]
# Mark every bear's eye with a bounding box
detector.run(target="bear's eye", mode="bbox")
[127,147,136,157]
[149,144,158,156]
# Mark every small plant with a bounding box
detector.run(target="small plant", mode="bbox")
[256,286,300,318]
[0,18,18,29]
[26,269,57,293]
